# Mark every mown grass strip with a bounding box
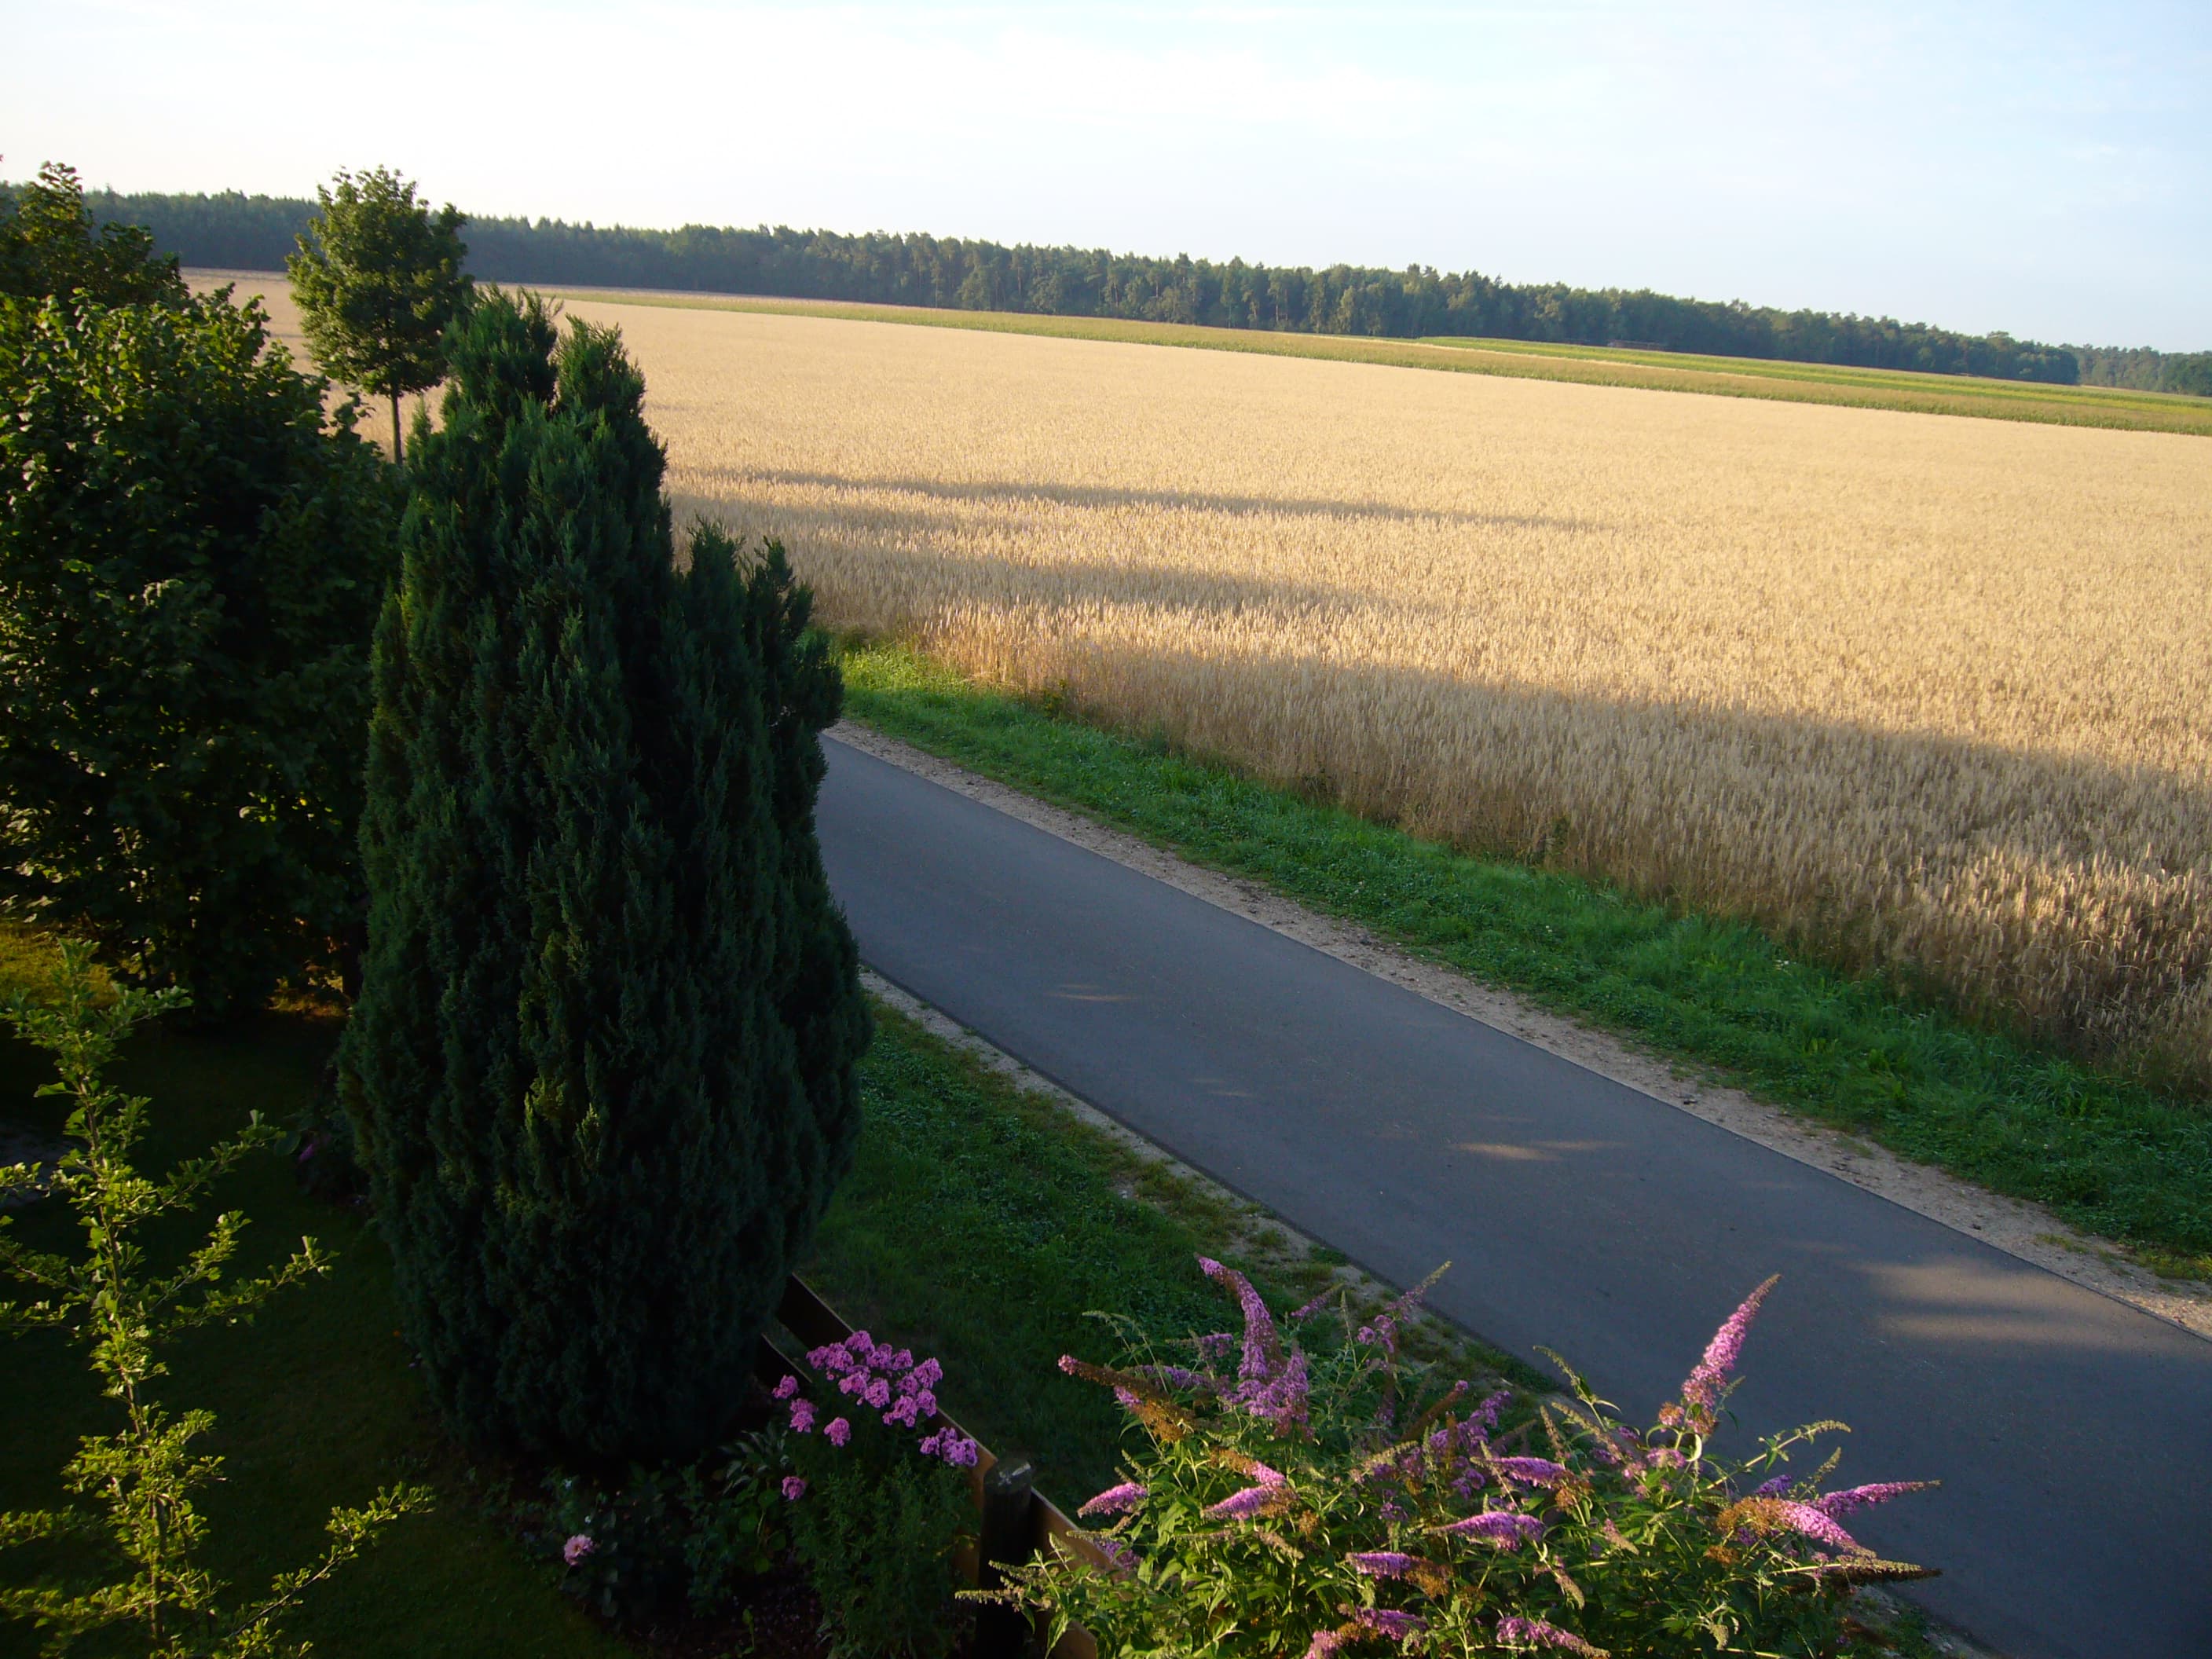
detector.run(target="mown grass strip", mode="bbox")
[537,284,2212,436]
[834,640,2212,1280]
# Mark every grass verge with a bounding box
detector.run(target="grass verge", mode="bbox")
[834,639,2212,1282]
[533,283,2212,436]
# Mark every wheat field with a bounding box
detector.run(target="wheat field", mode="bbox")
[209,276,2212,1079]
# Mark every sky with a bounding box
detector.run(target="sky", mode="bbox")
[6,1,2208,349]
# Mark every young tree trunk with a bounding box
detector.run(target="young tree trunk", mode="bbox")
[389,392,403,465]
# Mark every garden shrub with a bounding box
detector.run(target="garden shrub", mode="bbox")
[0,169,396,1017]
[777,1331,981,1659]
[1003,1261,1934,1657]
[343,289,870,1465]
[0,943,427,1654]
[542,1426,793,1623]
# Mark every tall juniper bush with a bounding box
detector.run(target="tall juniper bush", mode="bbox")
[342,288,869,1465]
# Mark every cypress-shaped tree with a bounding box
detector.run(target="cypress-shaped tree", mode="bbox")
[342,290,870,1465]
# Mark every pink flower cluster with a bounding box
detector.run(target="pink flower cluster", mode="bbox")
[782,1330,979,1470]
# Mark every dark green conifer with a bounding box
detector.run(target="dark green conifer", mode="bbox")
[343,290,869,1464]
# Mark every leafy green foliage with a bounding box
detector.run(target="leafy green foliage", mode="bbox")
[0,279,397,1018]
[999,1264,1932,1657]
[285,169,470,460]
[79,182,2097,383]
[344,289,870,1467]
[787,1452,971,1659]
[777,1334,977,1659]
[537,1427,793,1623]
[0,943,429,1656]
[0,163,185,307]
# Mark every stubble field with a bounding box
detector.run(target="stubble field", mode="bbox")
[207,276,2212,1083]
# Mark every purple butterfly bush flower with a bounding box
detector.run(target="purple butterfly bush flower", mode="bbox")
[1752,1474,1791,1497]
[771,1374,800,1401]
[1469,1390,1509,1434]
[1232,1348,1310,1430]
[562,1533,595,1566]
[1489,1456,1568,1486]
[1772,1500,1862,1552]
[1356,1608,1427,1642]
[826,1416,851,1448]
[782,1476,807,1501]
[1303,1629,1350,1659]
[1347,1550,1416,1578]
[1205,1482,1287,1519]
[1198,1256,1280,1382]
[1079,1481,1149,1517]
[1816,1480,1933,1517]
[1441,1511,1544,1548]
[1496,1615,1603,1654]
[1196,1331,1237,1361]
[1673,1276,1778,1428]
[1287,1287,1335,1322]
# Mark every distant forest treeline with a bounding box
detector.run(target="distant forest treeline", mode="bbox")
[76,185,2212,394]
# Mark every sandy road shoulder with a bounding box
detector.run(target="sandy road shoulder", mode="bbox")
[830,718,2212,1345]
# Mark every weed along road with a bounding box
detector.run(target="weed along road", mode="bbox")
[815,735,2212,1659]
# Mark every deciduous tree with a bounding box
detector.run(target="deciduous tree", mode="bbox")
[286,167,471,461]
[0,267,396,1016]
[0,162,185,307]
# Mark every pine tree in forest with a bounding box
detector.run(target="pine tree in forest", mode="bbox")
[342,289,870,1465]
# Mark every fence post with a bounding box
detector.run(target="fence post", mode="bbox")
[976,1455,1038,1659]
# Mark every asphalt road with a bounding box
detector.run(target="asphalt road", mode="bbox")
[817,735,2212,1659]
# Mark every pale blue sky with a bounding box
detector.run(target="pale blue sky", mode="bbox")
[7,2,2207,347]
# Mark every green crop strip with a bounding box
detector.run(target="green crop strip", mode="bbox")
[835,639,2212,1281]
[541,286,2212,436]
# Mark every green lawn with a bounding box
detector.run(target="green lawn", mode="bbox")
[3,932,1486,1652]
[0,992,627,1659]
[835,640,2212,1281]
[538,284,2212,436]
